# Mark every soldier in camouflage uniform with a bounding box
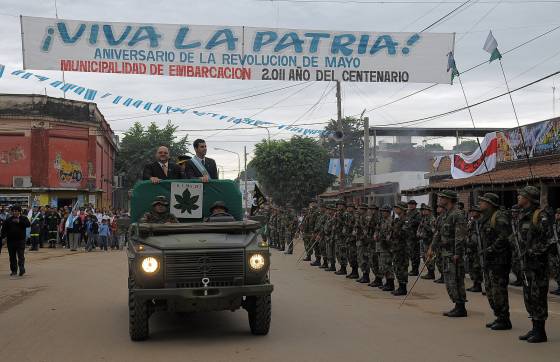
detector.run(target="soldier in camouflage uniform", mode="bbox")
[431,205,446,284]
[405,200,422,276]
[514,186,552,343]
[333,201,348,275]
[417,203,436,280]
[310,203,324,266]
[509,205,524,287]
[367,205,383,287]
[391,202,409,296]
[301,202,317,262]
[284,206,298,254]
[466,205,483,293]
[140,196,179,223]
[269,206,279,249]
[355,204,370,283]
[477,193,512,331]
[323,206,337,272]
[548,208,560,295]
[344,204,359,279]
[430,190,468,317]
[313,204,329,268]
[376,205,394,291]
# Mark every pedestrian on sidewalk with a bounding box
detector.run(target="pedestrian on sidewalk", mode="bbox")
[66,210,83,251]
[1,205,31,276]
[98,218,111,251]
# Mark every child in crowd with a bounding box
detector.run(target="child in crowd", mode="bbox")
[98,218,111,251]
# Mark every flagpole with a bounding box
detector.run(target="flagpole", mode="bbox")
[498,59,535,179]
[456,73,494,186]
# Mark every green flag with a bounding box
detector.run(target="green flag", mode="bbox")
[447,51,460,82]
[483,31,502,62]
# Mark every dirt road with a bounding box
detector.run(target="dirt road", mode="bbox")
[0,245,559,361]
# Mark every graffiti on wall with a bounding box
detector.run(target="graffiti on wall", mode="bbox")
[0,145,25,164]
[54,152,83,186]
[497,118,560,161]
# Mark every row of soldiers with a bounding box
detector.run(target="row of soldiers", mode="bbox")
[264,185,559,344]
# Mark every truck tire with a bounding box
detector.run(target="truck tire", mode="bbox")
[128,277,149,341]
[247,294,271,335]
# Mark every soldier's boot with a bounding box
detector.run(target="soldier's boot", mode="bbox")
[519,320,535,341]
[486,319,498,328]
[382,279,395,292]
[334,265,347,275]
[357,273,370,284]
[491,318,512,330]
[549,287,560,295]
[408,269,419,276]
[434,276,445,284]
[421,270,435,280]
[391,283,407,296]
[326,260,337,272]
[368,276,383,288]
[310,257,322,267]
[467,281,482,293]
[527,320,547,343]
[320,259,329,269]
[346,267,359,279]
[443,305,458,317]
[303,255,312,262]
[446,303,467,318]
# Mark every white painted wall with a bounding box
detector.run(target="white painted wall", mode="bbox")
[372,171,429,205]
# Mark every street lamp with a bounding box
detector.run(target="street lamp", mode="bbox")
[254,124,271,142]
[214,147,241,178]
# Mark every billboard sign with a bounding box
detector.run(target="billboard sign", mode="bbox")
[20,16,455,84]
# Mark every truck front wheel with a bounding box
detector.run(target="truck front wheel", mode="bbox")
[128,277,149,341]
[246,295,271,335]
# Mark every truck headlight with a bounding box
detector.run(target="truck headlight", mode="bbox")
[141,257,159,273]
[249,253,266,271]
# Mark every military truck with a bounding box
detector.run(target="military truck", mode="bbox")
[127,179,273,341]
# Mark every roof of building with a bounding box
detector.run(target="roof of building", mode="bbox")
[320,182,396,198]
[402,159,560,195]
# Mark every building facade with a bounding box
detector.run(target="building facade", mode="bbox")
[0,94,118,209]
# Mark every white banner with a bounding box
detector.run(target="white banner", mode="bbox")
[21,16,455,84]
[170,182,203,218]
[450,132,498,179]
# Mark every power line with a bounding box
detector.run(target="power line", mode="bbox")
[420,0,476,32]
[255,0,560,4]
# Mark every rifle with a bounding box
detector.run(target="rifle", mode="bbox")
[400,255,434,308]
[511,221,529,287]
[553,223,560,260]
[474,219,486,277]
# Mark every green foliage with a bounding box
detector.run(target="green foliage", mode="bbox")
[322,116,364,183]
[251,137,335,209]
[453,140,479,153]
[116,121,190,188]
[173,188,200,214]
[417,143,444,151]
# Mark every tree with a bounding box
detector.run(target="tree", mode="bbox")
[251,137,335,209]
[322,116,364,184]
[453,140,478,153]
[417,143,444,152]
[116,122,190,188]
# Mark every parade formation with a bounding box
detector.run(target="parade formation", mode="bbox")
[262,187,560,343]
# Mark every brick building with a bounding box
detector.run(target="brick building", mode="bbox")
[0,94,118,209]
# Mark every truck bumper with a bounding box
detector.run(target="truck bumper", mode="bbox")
[132,283,274,302]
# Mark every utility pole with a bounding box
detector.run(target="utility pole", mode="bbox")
[336,80,345,192]
[244,146,248,215]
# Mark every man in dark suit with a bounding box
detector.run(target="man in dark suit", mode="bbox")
[185,139,218,182]
[142,146,184,183]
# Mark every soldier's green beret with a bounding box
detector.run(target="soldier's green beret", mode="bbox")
[478,192,500,207]
[437,189,458,201]
[152,195,169,206]
[517,186,540,204]
[394,201,407,210]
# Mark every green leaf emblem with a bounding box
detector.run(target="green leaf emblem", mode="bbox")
[173,188,200,214]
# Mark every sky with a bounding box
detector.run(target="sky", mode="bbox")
[1,0,559,179]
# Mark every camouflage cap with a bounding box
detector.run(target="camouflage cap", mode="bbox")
[478,192,499,207]
[394,201,408,210]
[420,203,432,211]
[380,204,392,212]
[517,185,540,204]
[209,200,228,212]
[368,204,379,210]
[152,195,169,206]
[437,189,458,201]
[407,199,417,205]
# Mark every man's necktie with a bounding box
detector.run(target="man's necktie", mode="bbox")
[162,163,168,176]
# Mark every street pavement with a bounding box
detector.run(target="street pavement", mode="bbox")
[0,243,559,362]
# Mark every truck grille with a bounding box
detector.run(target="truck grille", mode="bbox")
[164,250,245,287]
